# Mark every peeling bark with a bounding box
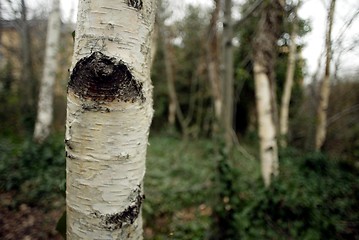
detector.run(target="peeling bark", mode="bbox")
[66,1,156,238]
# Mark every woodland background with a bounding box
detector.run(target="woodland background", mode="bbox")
[0,0,358,239]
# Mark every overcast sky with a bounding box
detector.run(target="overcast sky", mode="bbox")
[299,0,359,78]
[3,0,359,79]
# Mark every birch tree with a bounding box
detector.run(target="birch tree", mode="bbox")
[33,0,61,143]
[279,1,300,148]
[252,0,284,187]
[315,0,336,151]
[66,0,156,238]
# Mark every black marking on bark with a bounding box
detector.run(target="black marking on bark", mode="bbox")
[64,139,73,150]
[127,0,143,10]
[116,153,130,161]
[81,103,111,112]
[65,151,75,159]
[69,52,144,103]
[94,186,144,231]
[265,146,274,152]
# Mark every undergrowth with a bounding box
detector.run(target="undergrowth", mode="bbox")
[234,149,359,240]
[0,134,65,208]
[0,134,358,239]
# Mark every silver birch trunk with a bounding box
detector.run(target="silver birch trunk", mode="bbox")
[254,61,279,187]
[222,0,234,149]
[279,3,299,148]
[66,0,156,239]
[252,0,283,186]
[33,0,61,143]
[315,0,336,151]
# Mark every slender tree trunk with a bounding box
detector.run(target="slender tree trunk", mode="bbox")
[222,0,234,149]
[252,0,283,187]
[253,61,279,187]
[0,1,2,44]
[306,52,323,150]
[164,40,185,129]
[163,32,177,126]
[212,1,236,232]
[207,0,222,123]
[157,8,186,133]
[20,0,35,131]
[315,0,336,151]
[66,1,156,238]
[279,2,299,148]
[33,0,61,143]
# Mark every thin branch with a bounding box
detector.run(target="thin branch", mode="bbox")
[231,129,256,162]
[234,0,264,28]
[327,104,359,127]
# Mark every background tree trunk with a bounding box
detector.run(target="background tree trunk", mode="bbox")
[207,0,222,123]
[20,0,35,131]
[157,3,186,133]
[315,0,336,151]
[0,1,2,43]
[279,1,299,148]
[162,30,178,126]
[33,0,61,143]
[164,39,186,130]
[222,0,234,149]
[66,0,156,238]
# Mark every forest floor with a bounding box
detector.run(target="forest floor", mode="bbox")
[0,192,64,240]
[0,133,358,239]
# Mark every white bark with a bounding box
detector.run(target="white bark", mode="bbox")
[279,7,298,148]
[66,1,156,239]
[315,0,336,151]
[33,0,61,143]
[252,0,282,187]
[254,62,279,187]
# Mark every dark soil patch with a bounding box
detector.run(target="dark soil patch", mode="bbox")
[0,192,64,240]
